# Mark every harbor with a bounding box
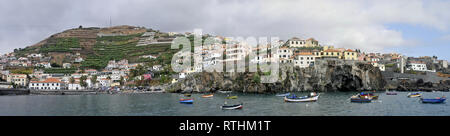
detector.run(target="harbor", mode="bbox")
[0,91,449,116]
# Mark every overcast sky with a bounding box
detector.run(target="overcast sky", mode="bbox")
[1,0,450,60]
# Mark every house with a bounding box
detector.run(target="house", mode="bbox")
[27,53,42,58]
[286,37,320,48]
[277,47,293,63]
[63,63,71,68]
[7,74,28,87]
[318,49,342,59]
[74,57,84,63]
[153,65,163,71]
[68,81,84,90]
[85,69,98,75]
[29,78,63,90]
[99,78,111,87]
[407,61,428,72]
[294,52,316,68]
[343,49,357,60]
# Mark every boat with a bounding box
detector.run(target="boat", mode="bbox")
[218,91,232,93]
[386,92,397,95]
[201,94,214,98]
[420,96,446,104]
[179,98,194,104]
[284,93,320,102]
[184,93,192,97]
[225,96,238,99]
[221,103,243,110]
[360,92,379,100]
[276,93,291,97]
[407,93,421,98]
[350,95,372,103]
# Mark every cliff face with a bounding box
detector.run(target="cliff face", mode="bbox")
[168,59,386,93]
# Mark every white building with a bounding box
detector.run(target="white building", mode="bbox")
[287,37,319,48]
[29,78,63,90]
[294,52,315,68]
[63,63,71,68]
[68,82,84,90]
[277,47,293,63]
[408,61,428,71]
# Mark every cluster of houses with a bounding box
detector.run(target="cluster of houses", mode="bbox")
[1,35,449,90]
[0,52,154,90]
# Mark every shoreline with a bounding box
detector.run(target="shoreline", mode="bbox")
[1,88,449,96]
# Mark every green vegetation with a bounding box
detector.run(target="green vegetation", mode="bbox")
[11,68,33,75]
[40,38,81,53]
[81,33,178,69]
[385,63,395,67]
[44,68,77,74]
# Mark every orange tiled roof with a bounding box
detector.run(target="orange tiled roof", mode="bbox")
[323,49,342,52]
[345,49,355,52]
[295,52,314,56]
[30,78,63,83]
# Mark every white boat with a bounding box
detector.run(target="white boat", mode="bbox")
[218,91,232,93]
[221,103,243,110]
[284,94,320,102]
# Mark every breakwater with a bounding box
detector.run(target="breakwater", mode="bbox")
[0,88,30,95]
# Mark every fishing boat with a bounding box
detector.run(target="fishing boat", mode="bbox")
[284,93,320,102]
[350,95,372,103]
[276,93,291,97]
[218,91,232,93]
[420,96,446,104]
[360,92,379,100]
[179,98,194,104]
[201,94,214,98]
[386,92,397,95]
[407,93,421,98]
[221,103,243,110]
[225,96,238,99]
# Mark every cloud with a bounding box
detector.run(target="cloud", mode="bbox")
[1,0,450,54]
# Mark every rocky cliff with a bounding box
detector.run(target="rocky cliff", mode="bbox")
[167,59,386,93]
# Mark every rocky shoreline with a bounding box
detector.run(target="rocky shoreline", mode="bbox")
[167,59,449,93]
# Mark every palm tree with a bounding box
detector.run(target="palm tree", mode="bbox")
[69,77,75,84]
[91,75,98,88]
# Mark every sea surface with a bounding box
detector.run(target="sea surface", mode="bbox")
[0,91,449,116]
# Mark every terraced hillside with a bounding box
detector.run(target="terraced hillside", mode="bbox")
[13,25,179,70]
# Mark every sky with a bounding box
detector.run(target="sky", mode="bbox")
[0,0,449,61]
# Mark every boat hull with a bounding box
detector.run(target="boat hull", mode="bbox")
[386,92,397,95]
[284,95,319,102]
[421,98,446,103]
[221,104,243,110]
[408,94,421,98]
[201,94,214,98]
[179,99,194,104]
[350,98,372,103]
[226,96,238,99]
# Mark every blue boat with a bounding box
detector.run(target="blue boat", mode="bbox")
[179,99,194,104]
[420,97,446,104]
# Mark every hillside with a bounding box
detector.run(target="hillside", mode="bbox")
[14,25,179,69]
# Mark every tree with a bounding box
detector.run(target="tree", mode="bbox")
[91,75,98,88]
[69,77,75,84]
[80,75,88,88]
[51,63,61,68]
[119,76,124,86]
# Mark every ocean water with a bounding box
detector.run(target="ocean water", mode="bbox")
[0,91,449,116]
